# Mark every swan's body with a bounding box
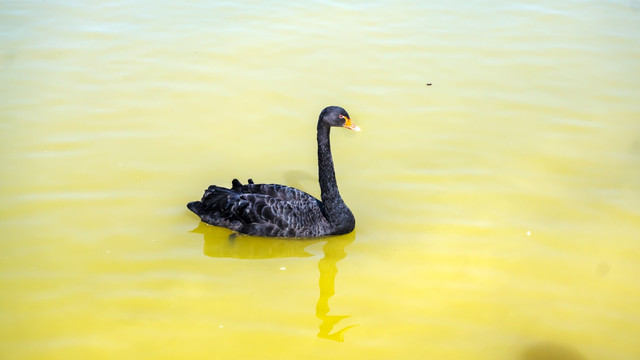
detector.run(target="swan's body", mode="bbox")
[187,106,359,238]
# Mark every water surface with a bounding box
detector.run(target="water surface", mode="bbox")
[1,1,639,359]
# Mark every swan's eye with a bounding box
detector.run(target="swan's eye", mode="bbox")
[338,115,344,119]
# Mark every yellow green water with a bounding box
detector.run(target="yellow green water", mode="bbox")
[1,1,639,359]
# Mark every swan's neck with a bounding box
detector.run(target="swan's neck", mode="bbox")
[317,125,347,221]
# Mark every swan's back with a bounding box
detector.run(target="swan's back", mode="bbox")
[188,179,334,237]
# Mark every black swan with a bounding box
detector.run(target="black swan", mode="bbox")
[187,106,360,237]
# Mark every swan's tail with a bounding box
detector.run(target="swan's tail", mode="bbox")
[187,182,245,232]
[187,201,204,215]
[188,179,250,217]
[189,185,238,214]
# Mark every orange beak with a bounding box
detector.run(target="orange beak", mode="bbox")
[343,117,361,132]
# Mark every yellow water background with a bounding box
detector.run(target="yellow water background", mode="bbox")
[1,1,639,359]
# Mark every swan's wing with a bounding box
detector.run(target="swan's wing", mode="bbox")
[232,192,329,237]
[194,180,330,237]
[231,178,316,203]
[198,182,330,237]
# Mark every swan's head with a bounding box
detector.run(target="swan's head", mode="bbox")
[319,106,361,132]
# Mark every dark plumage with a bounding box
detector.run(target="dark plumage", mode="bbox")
[187,106,360,237]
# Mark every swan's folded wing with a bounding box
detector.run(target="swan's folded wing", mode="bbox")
[232,179,319,203]
[233,193,310,222]
[232,193,329,237]
[196,179,331,237]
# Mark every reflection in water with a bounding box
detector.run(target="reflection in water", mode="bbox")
[315,234,358,341]
[521,342,586,360]
[193,222,322,259]
[191,223,357,341]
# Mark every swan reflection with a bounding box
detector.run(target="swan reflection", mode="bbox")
[315,234,358,341]
[191,223,357,341]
